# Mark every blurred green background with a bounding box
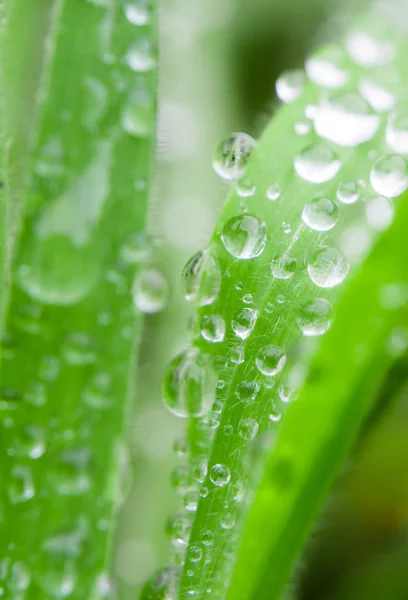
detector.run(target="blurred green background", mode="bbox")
[114,0,408,598]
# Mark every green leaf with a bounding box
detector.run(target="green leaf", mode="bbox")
[0,0,158,597]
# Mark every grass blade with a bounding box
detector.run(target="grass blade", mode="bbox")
[0,0,157,597]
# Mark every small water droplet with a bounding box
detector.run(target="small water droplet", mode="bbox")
[237,177,256,197]
[302,197,339,231]
[181,249,221,306]
[141,567,179,600]
[370,154,408,198]
[386,110,408,154]
[213,133,256,181]
[231,307,258,340]
[235,381,260,402]
[121,89,154,137]
[199,314,225,343]
[297,298,333,336]
[305,45,349,88]
[276,69,305,103]
[209,464,231,487]
[63,332,96,365]
[346,31,395,67]
[270,253,296,279]
[238,418,259,440]
[8,465,35,503]
[294,144,341,183]
[221,215,266,259]
[294,121,311,135]
[126,38,156,72]
[266,183,281,201]
[365,195,394,230]
[230,344,245,365]
[188,546,202,563]
[336,181,360,204]
[256,345,286,376]
[133,268,170,313]
[124,1,149,25]
[359,76,395,112]
[308,247,350,288]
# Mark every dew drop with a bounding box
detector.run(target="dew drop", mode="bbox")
[305,45,349,88]
[370,154,408,198]
[121,89,154,137]
[294,121,311,135]
[209,464,231,487]
[238,418,259,440]
[181,249,221,306]
[235,380,260,402]
[336,181,360,204]
[140,567,179,600]
[386,110,408,154]
[297,298,333,336]
[230,344,245,365]
[188,545,202,563]
[270,253,296,279]
[365,195,394,230]
[294,144,341,183]
[163,348,215,418]
[63,332,96,365]
[308,247,349,288]
[346,31,395,67]
[199,314,225,343]
[213,133,256,181]
[133,268,170,313]
[302,197,339,231]
[8,465,35,503]
[276,69,305,103]
[231,307,258,340]
[166,515,191,549]
[237,177,256,198]
[359,77,395,112]
[266,183,281,201]
[256,345,286,376]
[221,215,266,259]
[124,1,149,25]
[314,92,380,147]
[126,38,156,72]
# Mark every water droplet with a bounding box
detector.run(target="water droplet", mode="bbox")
[82,373,112,409]
[120,232,153,265]
[124,1,149,25]
[297,298,333,336]
[308,247,349,288]
[171,464,194,494]
[306,45,349,88]
[163,348,215,418]
[365,195,394,230]
[213,133,256,181]
[276,69,305,103]
[336,181,359,204]
[209,464,231,487]
[230,344,245,365]
[270,253,296,280]
[294,144,341,183]
[133,268,170,313]
[386,110,408,154]
[238,418,259,440]
[359,76,395,112]
[370,154,408,198]
[181,249,221,306]
[188,546,202,563]
[201,530,214,546]
[346,31,395,67]
[199,314,225,343]
[63,332,96,365]
[269,410,282,422]
[256,345,286,376]
[141,567,179,600]
[266,183,281,201]
[221,215,266,259]
[302,197,339,231]
[237,177,256,198]
[294,121,311,135]
[314,92,380,147]
[166,515,191,549]
[121,88,154,137]
[8,561,31,592]
[235,380,260,402]
[8,465,34,503]
[231,307,258,340]
[10,426,46,459]
[126,38,156,72]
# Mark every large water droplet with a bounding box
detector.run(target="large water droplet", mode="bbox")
[213,133,256,181]
[163,348,215,418]
[256,345,286,376]
[302,197,339,231]
[365,195,394,230]
[133,268,170,313]
[221,215,266,259]
[314,92,380,147]
[275,69,305,103]
[181,249,221,306]
[370,154,408,198]
[294,144,341,183]
[305,45,349,88]
[270,253,296,279]
[231,307,258,340]
[209,464,231,487]
[308,247,350,288]
[297,298,333,336]
[199,314,225,343]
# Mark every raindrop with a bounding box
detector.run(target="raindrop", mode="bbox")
[308,247,349,288]
[302,197,339,231]
[199,314,225,343]
[336,181,359,204]
[297,298,333,336]
[231,307,258,340]
[213,133,256,181]
[370,154,408,198]
[314,92,380,147]
[221,215,266,259]
[238,418,259,440]
[133,268,170,313]
[256,345,286,376]
[209,464,231,487]
[181,249,221,306]
[294,144,341,183]
[163,348,215,418]
[276,69,305,103]
[365,195,394,230]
